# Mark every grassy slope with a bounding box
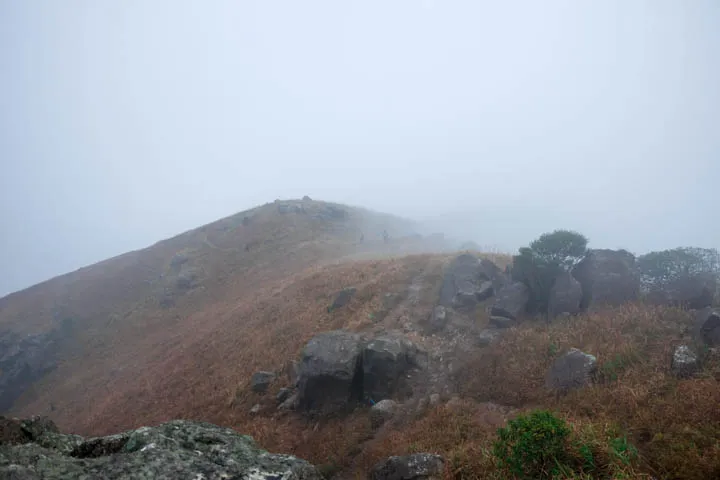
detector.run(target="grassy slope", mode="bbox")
[2,200,718,479]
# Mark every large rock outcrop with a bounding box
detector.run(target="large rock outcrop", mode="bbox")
[0,417,321,479]
[296,331,364,414]
[548,271,583,317]
[362,334,416,400]
[572,249,640,309]
[490,282,529,320]
[0,330,59,412]
[439,254,503,312]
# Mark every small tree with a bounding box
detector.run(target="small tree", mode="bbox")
[512,230,588,314]
[638,247,720,289]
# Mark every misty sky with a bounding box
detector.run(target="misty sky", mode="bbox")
[1,1,719,296]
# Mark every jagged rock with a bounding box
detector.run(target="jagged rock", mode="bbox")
[251,371,276,393]
[362,335,416,400]
[694,307,720,347]
[671,345,700,378]
[174,267,200,290]
[369,453,445,480]
[0,331,59,412]
[489,316,515,329]
[572,249,640,309]
[249,404,261,415]
[548,271,583,317]
[647,273,716,310]
[428,394,441,407]
[439,254,503,312]
[296,331,363,413]
[490,282,529,320]
[330,288,357,311]
[276,388,292,404]
[476,328,500,346]
[545,348,597,392]
[429,306,447,332]
[370,399,399,428]
[0,419,322,479]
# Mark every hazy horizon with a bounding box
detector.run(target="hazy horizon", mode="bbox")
[2,1,719,296]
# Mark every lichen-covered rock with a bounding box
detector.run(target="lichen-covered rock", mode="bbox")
[545,348,597,392]
[671,345,700,378]
[0,419,322,480]
[369,453,445,480]
[370,399,399,428]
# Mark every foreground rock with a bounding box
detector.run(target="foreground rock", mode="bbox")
[362,334,416,400]
[490,282,529,320]
[0,417,321,480]
[439,254,503,312]
[369,453,445,480]
[572,249,640,309]
[545,348,597,392]
[694,307,720,347]
[548,271,583,317]
[671,345,700,378]
[296,331,363,413]
[0,330,59,412]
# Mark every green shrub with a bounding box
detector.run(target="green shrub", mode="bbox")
[512,230,588,314]
[493,410,571,478]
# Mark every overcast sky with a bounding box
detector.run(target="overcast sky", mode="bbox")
[1,0,719,296]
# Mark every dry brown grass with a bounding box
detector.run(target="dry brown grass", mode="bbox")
[4,202,718,479]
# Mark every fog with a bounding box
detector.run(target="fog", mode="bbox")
[1,0,719,296]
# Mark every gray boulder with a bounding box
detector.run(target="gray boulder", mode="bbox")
[647,273,716,310]
[330,288,357,311]
[362,335,416,400]
[0,331,59,412]
[572,249,640,309]
[296,331,363,413]
[369,453,445,480]
[545,348,597,392]
[251,371,276,393]
[671,345,700,378]
[439,254,502,312]
[548,271,583,318]
[370,399,399,428]
[429,306,447,332]
[490,282,529,320]
[489,316,516,329]
[476,328,500,346]
[694,307,720,347]
[0,419,322,479]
